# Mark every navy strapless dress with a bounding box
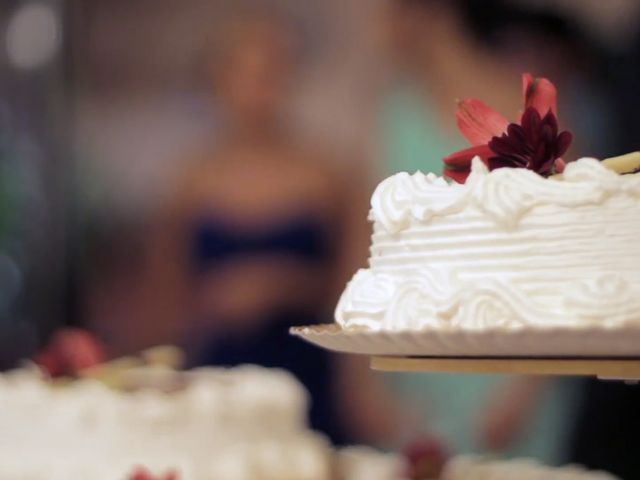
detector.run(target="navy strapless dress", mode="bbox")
[189,214,350,445]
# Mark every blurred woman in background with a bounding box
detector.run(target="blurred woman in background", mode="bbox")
[144,11,401,446]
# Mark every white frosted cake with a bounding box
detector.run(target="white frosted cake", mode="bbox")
[0,365,331,480]
[442,456,620,480]
[336,158,640,331]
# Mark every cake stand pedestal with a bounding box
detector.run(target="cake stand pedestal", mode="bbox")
[370,356,640,381]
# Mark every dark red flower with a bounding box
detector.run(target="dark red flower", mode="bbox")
[488,107,572,176]
[443,73,572,183]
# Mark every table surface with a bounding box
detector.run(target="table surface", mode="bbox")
[370,356,640,380]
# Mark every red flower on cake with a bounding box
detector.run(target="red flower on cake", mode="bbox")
[129,467,179,480]
[35,328,106,377]
[443,73,573,183]
[403,435,450,480]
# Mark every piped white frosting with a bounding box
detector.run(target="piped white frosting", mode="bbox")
[337,158,640,331]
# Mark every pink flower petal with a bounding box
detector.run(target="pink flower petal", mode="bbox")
[521,73,534,101]
[443,144,493,183]
[443,168,471,184]
[444,144,493,167]
[522,73,557,116]
[456,99,509,146]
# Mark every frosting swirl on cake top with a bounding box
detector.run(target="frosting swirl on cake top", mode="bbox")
[372,157,640,233]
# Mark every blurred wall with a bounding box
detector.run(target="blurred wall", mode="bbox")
[0,0,71,364]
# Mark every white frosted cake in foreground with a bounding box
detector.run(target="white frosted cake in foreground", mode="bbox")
[337,158,640,331]
[0,366,331,480]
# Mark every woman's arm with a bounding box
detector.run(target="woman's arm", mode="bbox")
[477,375,549,451]
[334,353,409,447]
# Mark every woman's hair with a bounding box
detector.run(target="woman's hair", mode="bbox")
[196,3,312,91]
[399,0,599,60]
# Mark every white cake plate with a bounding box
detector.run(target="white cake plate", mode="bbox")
[290,325,640,379]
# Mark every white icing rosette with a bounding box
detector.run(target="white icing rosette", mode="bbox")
[384,268,459,330]
[335,269,396,329]
[371,171,464,234]
[563,274,640,326]
[452,280,557,329]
